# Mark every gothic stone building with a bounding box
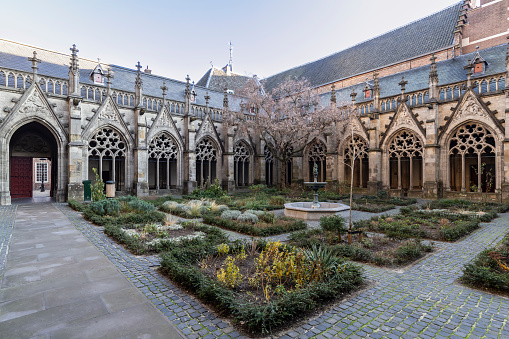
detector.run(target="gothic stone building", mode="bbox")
[0,0,508,205]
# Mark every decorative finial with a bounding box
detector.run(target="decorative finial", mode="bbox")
[223,86,229,108]
[429,53,438,83]
[399,76,408,93]
[185,75,190,98]
[373,72,380,92]
[105,69,113,89]
[135,61,143,88]
[69,44,79,73]
[161,81,168,101]
[28,51,42,80]
[205,92,210,107]
[350,88,357,103]
[97,57,101,64]
[330,83,336,104]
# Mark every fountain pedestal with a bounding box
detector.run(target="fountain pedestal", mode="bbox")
[283,162,349,220]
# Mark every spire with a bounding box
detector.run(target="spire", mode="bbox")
[105,69,113,91]
[68,44,80,95]
[27,51,41,83]
[161,81,168,104]
[135,61,143,107]
[228,41,233,72]
[223,86,229,109]
[330,83,336,104]
[398,76,408,101]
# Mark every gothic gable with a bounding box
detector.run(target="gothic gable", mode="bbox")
[195,113,223,152]
[0,84,67,140]
[147,105,183,146]
[439,89,503,141]
[381,102,425,146]
[82,95,134,144]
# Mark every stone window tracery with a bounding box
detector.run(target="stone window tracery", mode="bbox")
[344,136,369,188]
[149,133,179,190]
[449,123,496,192]
[88,127,126,190]
[308,140,326,182]
[234,141,250,186]
[196,138,217,186]
[388,130,423,191]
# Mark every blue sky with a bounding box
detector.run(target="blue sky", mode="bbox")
[1,0,461,84]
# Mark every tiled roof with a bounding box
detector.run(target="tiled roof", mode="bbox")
[319,44,507,106]
[263,2,463,91]
[0,39,232,110]
[196,67,252,93]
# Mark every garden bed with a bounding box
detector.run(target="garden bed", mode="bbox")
[354,209,480,242]
[202,211,306,236]
[461,233,509,295]
[160,239,364,335]
[288,229,433,267]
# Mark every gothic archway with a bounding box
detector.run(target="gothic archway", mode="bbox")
[196,138,218,187]
[148,133,179,190]
[308,140,326,182]
[388,130,423,191]
[9,122,58,199]
[88,127,127,191]
[234,141,251,187]
[344,135,369,188]
[449,123,496,192]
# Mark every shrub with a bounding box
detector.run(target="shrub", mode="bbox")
[320,215,347,235]
[237,212,259,223]
[91,168,106,202]
[128,198,156,213]
[87,199,121,216]
[203,214,306,236]
[221,210,242,220]
[68,199,85,212]
[269,196,286,206]
[245,210,265,217]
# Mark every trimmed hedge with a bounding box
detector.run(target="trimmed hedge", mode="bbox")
[202,214,306,236]
[160,240,363,335]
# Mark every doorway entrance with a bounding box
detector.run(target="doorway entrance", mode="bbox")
[9,122,58,199]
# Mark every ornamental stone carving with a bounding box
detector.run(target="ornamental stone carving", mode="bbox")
[149,133,178,160]
[388,130,423,158]
[344,135,368,160]
[196,138,217,161]
[234,142,250,162]
[88,127,126,157]
[19,91,48,115]
[449,123,495,156]
[98,102,119,122]
[394,105,413,128]
[452,96,488,125]
[308,141,326,162]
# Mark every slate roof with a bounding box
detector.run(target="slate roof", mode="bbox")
[263,2,463,91]
[196,67,252,93]
[319,43,507,106]
[0,39,233,110]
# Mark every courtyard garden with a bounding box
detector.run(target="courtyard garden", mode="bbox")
[66,183,509,336]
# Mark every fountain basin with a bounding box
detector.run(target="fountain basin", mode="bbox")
[284,202,349,220]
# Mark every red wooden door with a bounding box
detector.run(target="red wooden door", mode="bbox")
[11,157,32,198]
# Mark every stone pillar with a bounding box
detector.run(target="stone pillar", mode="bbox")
[223,131,235,193]
[254,138,265,185]
[325,133,337,189]
[501,42,509,202]
[183,118,197,194]
[134,109,149,197]
[423,107,441,199]
[67,95,84,201]
[367,116,382,195]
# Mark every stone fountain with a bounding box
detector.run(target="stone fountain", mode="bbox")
[284,163,348,220]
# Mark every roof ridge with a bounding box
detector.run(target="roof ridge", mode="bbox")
[263,1,462,81]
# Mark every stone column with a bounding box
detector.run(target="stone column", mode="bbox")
[367,118,382,194]
[325,133,337,189]
[223,130,235,193]
[254,138,265,185]
[67,95,85,201]
[502,44,509,202]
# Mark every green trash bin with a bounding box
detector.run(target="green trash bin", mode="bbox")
[82,180,91,201]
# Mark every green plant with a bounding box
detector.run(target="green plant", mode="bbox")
[269,195,286,206]
[91,168,106,201]
[237,212,259,223]
[67,199,85,212]
[217,255,243,288]
[320,215,347,235]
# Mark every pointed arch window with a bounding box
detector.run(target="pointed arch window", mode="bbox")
[149,133,179,190]
[308,140,326,182]
[264,145,274,186]
[344,136,369,188]
[88,128,126,191]
[234,141,250,187]
[449,123,495,192]
[196,138,218,187]
[388,130,423,191]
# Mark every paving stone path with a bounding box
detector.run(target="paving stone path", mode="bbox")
[0,203,182,338]
[50,202,509,338]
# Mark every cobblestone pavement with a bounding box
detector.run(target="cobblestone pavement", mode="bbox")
[0,205,17,280]
[56,203,509,338]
